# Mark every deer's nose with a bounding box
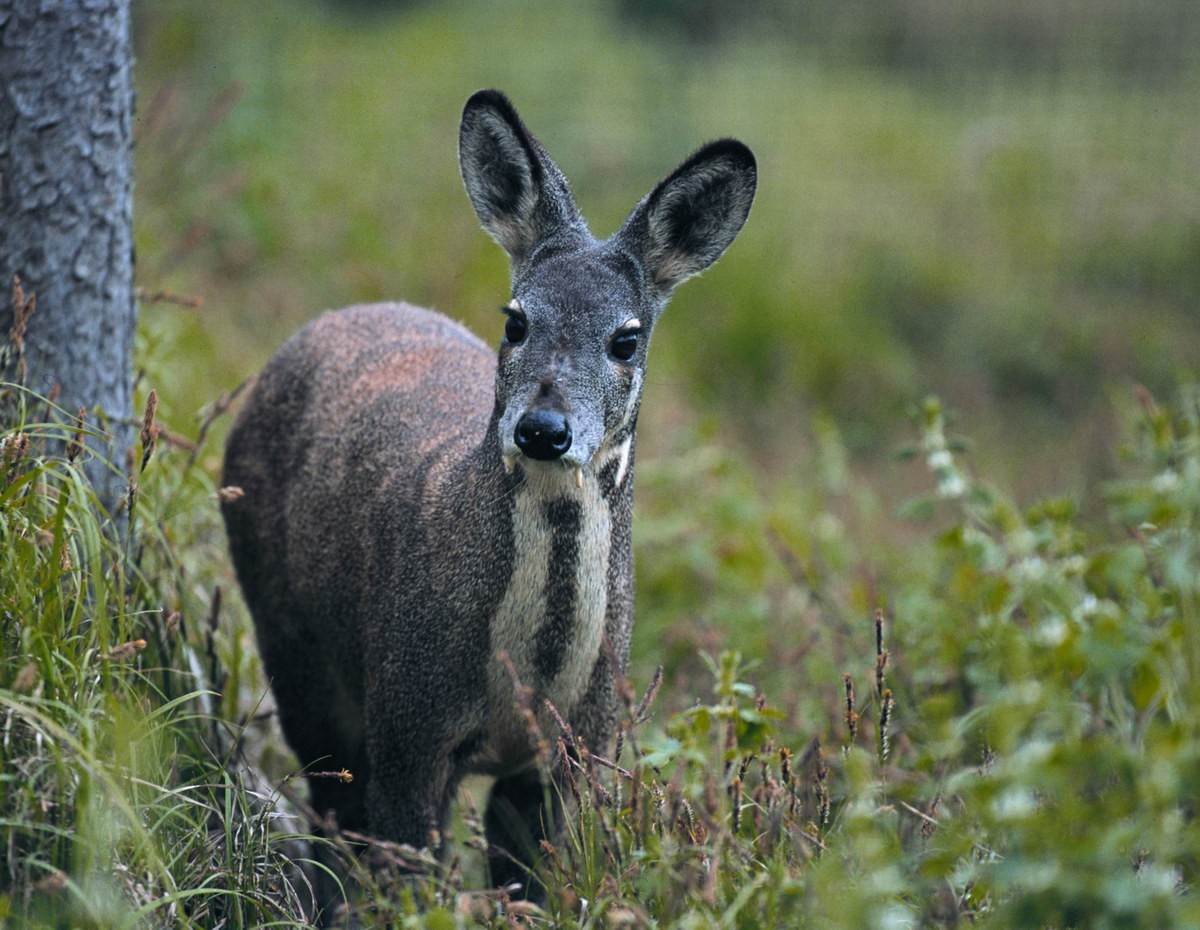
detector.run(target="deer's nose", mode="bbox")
[514,409,572,461]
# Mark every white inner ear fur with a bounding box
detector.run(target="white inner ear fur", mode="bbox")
[645,158,753,290]
[465,112,539,257]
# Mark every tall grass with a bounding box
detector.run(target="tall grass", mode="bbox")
[6,356,1200,925]
[0,379,317,927]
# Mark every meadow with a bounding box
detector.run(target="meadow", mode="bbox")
[3,0,1200,925]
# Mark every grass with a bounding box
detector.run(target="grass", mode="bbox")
[5,356,1200,925]
[4,0,1200,925]
[0,381,323,927]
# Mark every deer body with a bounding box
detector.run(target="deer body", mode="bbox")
[222,91,755,895]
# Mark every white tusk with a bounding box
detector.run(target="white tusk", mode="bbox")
[574,465,584,489]
[614,437,633,488]
[503,455,516,474]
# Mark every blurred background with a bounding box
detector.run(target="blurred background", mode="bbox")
[132,0,1200,500]
[130,0,1200,699]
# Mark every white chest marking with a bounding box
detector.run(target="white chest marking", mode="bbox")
[483,467,611,771]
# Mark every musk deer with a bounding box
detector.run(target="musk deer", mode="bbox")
[221,89,756,896]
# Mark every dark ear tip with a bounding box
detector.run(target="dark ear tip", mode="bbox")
[703,138,757,174]
[463,89,518,122]
[657,138,755,202]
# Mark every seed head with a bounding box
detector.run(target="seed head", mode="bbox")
[879,688,894,763]
[13,660,39,694]
[843,672,858,745]
[139,389,160,473]
[66,408,87,463]
[104,639,148,662]
[1,431,29,485]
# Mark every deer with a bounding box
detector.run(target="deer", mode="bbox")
[221,89,756,900]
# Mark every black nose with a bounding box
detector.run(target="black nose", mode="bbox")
[514,409,572,461]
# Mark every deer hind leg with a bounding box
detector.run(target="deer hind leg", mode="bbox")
[484,766,558,900]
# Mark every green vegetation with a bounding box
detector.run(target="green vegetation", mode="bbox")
[6,374,1200,926]
[3,0,1200,925]
[0,383,311,925]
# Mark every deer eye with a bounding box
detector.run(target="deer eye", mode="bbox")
[610,328,639,362]
[502,305,527,344]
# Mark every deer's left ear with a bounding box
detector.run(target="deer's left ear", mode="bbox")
[615,139,756,297]
[459,89,586,271]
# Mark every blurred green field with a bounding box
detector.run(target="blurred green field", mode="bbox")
[133,0,1200,501]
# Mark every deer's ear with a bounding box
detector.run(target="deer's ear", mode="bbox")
[615,139,756,297]
[459,90,585,269]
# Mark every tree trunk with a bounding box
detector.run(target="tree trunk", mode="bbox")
[0,0,137,511]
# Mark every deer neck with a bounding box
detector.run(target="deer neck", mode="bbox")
[479,430,634,769]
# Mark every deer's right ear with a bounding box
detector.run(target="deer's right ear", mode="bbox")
[459,90,583,269]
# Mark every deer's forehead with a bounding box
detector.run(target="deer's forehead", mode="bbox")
[516,252,646,324]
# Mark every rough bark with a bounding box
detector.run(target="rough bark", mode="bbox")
[0,0,137,510]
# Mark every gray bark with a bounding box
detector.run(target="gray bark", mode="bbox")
[0,0,137,511]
